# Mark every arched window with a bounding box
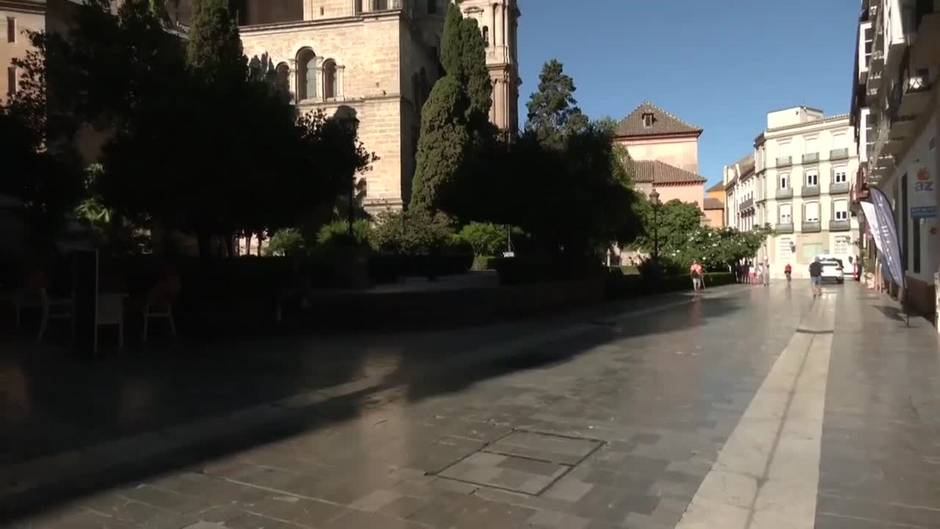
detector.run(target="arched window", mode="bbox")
[275,62,290,95]
[373,0,388,10]
[323,59,337,100]
[296,48,316,100]
[482,26,489,47]
[427,0,436,14]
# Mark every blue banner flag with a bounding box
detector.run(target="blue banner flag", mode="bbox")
[868,187,905,288]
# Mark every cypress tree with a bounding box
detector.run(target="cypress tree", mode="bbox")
[439,4,491,124]
[458,17,492,124]
[410,76,471,212]
[187,0,245,84]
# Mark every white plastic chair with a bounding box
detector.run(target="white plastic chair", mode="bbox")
[15,288,74,343]
[97,293,127,349]
[142,280,179,343]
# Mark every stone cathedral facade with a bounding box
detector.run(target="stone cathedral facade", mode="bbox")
[204,0,521,212]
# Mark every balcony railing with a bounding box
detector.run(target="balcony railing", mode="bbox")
[802,186,820,197]
[776,223,794,234]
[829,220,851,232]
[776,188,793,199]
[740,198,754,210]
[802,221,822,233]
[776,156,792,168]
[830,148,850,160]
[830,182,850,194]
[803,153,819,164]
[889,51,934,122]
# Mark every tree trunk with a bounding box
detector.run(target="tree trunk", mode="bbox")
[245,232,253,256]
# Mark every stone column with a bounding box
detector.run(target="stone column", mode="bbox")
[314,57,324,101]
[494,3,504,49]
[337,65,346,100]
[288,59,298,103]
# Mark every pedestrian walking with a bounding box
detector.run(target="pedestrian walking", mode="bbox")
[809,257,823,298]
[690,260,704,292]
[749,262,757,284]
[784,263,792,284]
[762,259,770,286]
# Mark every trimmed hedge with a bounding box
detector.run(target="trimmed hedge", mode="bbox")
[606,270,735,300]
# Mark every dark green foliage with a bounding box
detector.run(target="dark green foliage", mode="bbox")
[410,76,471,212]
[633,198,704,255]
[411,3,494,215]
[316,219,373,248]
[187,0,245,85]
[0,107,82,238]
[27,0,375,256]
[440,4,491,121]
[606,269,735,300]
[372,209,456,256]
[525,60,590,148]
[453,122,641,262]
[458,222,508,257]
[265,228,305,257]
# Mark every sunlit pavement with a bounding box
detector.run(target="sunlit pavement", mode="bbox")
[2,282,938,529]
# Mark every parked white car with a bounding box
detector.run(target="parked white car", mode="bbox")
[820,258,845,284]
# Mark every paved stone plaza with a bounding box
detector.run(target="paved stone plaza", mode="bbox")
[1,282,938,528]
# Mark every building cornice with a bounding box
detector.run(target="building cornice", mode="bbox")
[765,114,851,136]
[615,131,703,142]
[0,0,45,14]
[240,10,402,34]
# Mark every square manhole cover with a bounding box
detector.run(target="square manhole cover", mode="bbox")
[437,431,602,495]
[484,431,602,465]
[439,452,568,495]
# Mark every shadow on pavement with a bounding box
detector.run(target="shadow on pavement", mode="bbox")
[0,288,747,522]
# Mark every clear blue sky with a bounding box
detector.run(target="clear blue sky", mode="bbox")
[516,0,860,186]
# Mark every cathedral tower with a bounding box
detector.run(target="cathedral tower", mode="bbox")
[456,0,520,136]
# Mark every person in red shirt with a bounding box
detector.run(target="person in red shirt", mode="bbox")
[784,263,792,283]
[690,260,704,292]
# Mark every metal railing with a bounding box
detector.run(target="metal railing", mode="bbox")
[830,148,850,160]
[803,153,819,164]
[829,220,851,232]
[776,223,794,234]
[802,186,820,197]
[802,221,822,233]
[776,156,792,168]
[776,188,793,199]
[830,182,850,194]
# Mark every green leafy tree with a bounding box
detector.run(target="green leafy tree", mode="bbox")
[372,209,456,256]
[410,76,471,213]
[187,0,245,85]
[458,222,508,257]
[525,60,590,149]
[265,228,306,257]
[633,198,704,255]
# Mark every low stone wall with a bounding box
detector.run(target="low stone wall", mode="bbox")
[295,278,607,330]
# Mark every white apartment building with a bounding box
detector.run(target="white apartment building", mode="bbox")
[725,107,860,279]
[851,0,939,318]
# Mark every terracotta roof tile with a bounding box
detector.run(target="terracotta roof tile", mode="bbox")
[634,160,707,185]
[616,101,703,137]
[706,181,725,193]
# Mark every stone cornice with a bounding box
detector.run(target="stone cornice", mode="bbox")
[240,11,402,35]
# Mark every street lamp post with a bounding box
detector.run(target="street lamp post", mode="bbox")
[650,189,661,260]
